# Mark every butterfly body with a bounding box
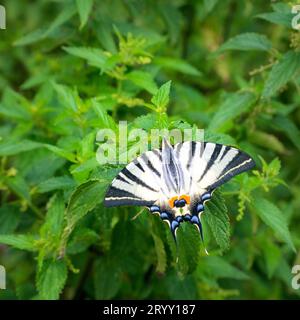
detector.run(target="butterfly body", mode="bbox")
[104,138,255,242]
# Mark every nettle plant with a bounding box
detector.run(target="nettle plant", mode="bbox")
[0,0,299,299]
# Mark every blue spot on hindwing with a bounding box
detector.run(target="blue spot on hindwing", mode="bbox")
[160,212,169,220]
[196,203,204,213]
[201,193,211,201]
[150,205,160,213]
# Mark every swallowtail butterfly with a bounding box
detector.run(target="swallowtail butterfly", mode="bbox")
[104,138,255,242]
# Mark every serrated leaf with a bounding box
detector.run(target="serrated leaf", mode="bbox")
[52,82,78,112]
[154,57,202,76]
[76,0,94,29]
[37,176,75,193]
[63,46,117,72]
[126,70,158,94]
[208,91,256,132]
[37,259,68,300]
[66,180,107,226]
[253,197,295,251]
[204,191,230,251]
[256,12,294,27]
[151,80,171,111]
[217,33,272,53]
[0,234,37,251]
[41,194,65,237]
[14,28,47,46]
[263,51,300,98]
[43,5,76,37]
[0,140,41,156]
[197,256,249,280]
[43,144,77,163]
[177,223,201,275]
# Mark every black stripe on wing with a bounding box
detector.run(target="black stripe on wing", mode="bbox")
[209,149,255,190]
[104,186,155,207]
[121,167,158,193]
[198,143,222,182]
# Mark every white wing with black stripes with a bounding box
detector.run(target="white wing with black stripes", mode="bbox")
[104,138,255,241]
[174,141,255,192]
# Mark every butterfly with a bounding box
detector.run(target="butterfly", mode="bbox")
[104,138,255,242]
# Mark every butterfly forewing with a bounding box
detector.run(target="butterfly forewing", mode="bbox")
[104,149,164,207]
[174,141,255,192]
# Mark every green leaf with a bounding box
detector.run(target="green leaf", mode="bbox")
[63,46,117,72]
[43,5,77,37]
[91,99,116,129]
[157,2,181,44]
[0,204,21,234]
[14,28,47,46]
[197,0,220,20]
[154,57,202,76]
[0,88,31,120]
[0,234,37,251]
[208,91,256,132]
[217,33,272,53]
[248,130,286,154]
[5,175,31,202]
[260,238,282,278]
[197,256,249,280]
[52,82,78,112]
[165,274,197,299]
[14,5,76,45]
[41,194,65,237]
[94,257,121,299]
[66,180,107,226]
[43,144,77,163]
[263,51,300,98]
[152,234,167,274]
[126,70,158,94]
[256,12,294,28]
[253,197,295,251]
[37,176,76,193]
[76,0,94,29]
[0,140,41,156]
[37,259,68,300]
[271,116,300,151]
[151,215,168,274]
[67,228,99,254]
[177,223,201,275]
[151,80,172,111]
[204,191,230,252]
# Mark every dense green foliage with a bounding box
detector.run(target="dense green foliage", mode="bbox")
[0,0,300,300]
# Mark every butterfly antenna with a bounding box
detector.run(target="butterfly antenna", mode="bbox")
[131,208,145,220]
